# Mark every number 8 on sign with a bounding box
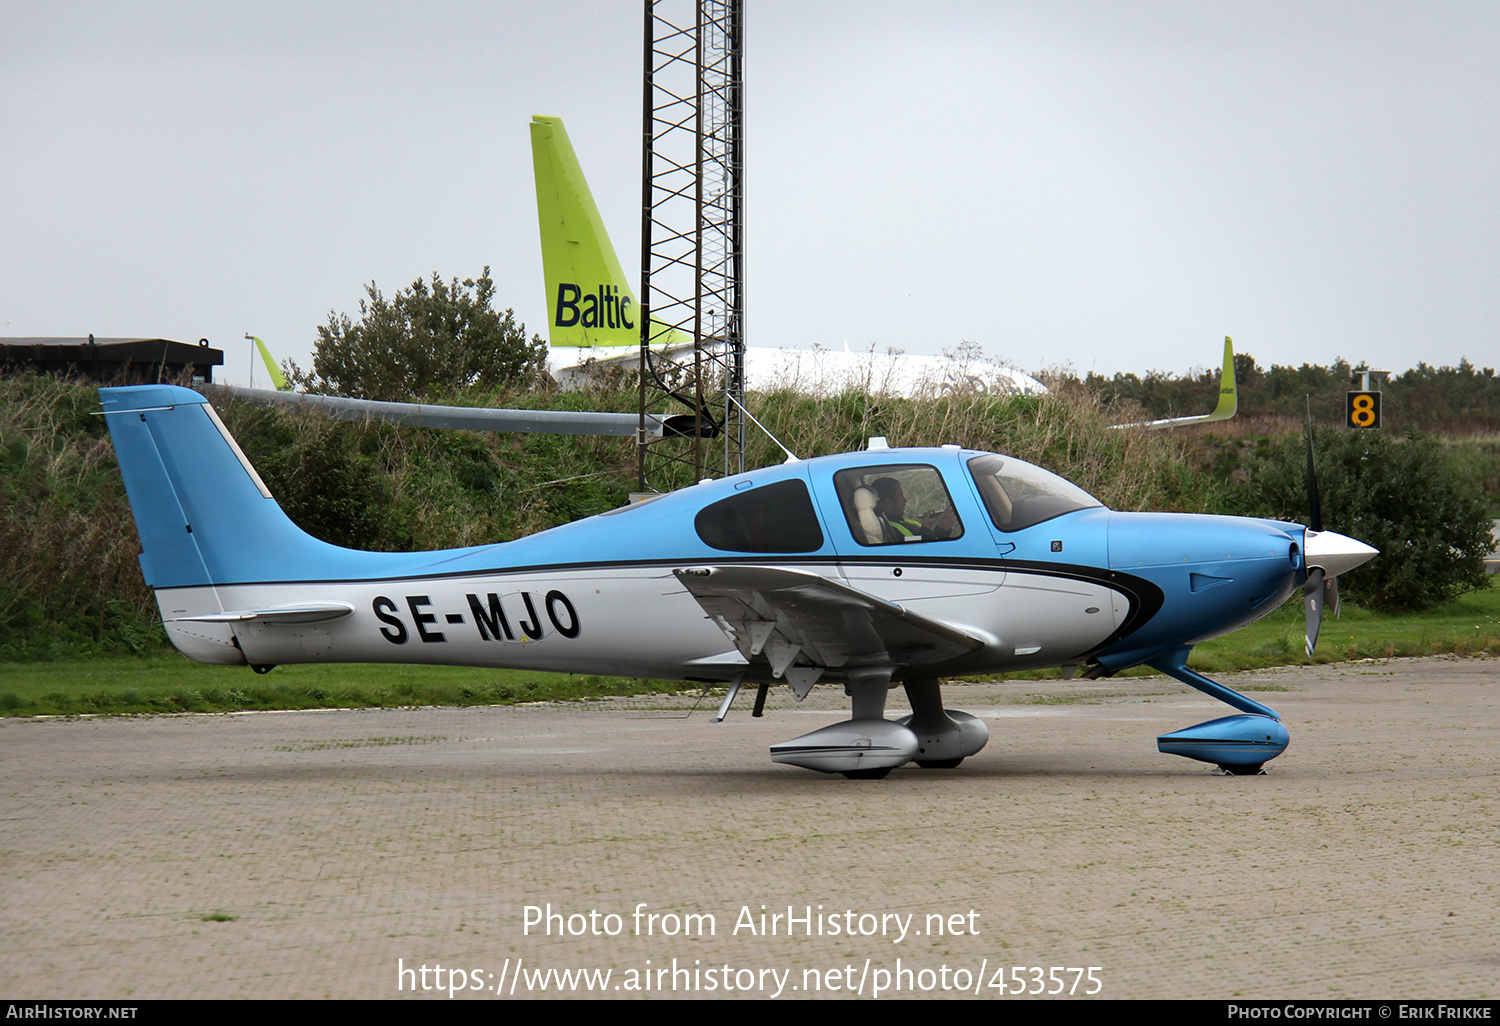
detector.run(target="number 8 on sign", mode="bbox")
[1345,391,1381,429]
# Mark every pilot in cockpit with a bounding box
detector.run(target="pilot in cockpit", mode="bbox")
[869,477,957,542]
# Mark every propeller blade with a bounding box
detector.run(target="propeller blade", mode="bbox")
[1304,565,1326,657]
[1301,398,1373,650]
[1304,398,1323,534]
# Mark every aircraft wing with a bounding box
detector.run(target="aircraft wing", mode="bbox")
[1114,336,1238,430]
[203,384,686,438]
[672,565,986,698]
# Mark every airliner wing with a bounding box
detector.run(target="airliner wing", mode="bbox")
[203,384,690,438]
[672,565,985,697]
[1115,336,1238,430]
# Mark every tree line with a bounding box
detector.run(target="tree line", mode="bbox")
[1076,354,1500,433]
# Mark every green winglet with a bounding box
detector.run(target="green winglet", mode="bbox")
[1205,335,1238,421]
[248,335,289,391]
[530,115,691,350]
[1112,336,1238,430]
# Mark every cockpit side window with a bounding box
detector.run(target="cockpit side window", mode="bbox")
[832,464,964,546]
[966,454,1102,532]
[694,479,824,553]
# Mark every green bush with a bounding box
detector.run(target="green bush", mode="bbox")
[1238,428,1491,611]
[292,268,547,402]
[0,375,164,658]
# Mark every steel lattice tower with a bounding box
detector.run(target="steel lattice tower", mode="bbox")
[638,0,746,491]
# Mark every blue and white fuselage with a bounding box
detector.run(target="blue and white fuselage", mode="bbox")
[101,384,1374,777]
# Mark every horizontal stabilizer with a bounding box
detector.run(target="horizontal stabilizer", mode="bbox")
[175,602,355,625]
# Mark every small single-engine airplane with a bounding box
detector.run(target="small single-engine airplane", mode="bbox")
[101,383,1374,777]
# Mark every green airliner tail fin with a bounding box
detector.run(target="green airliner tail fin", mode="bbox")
[530,115,689,350]
[248,335,289,390]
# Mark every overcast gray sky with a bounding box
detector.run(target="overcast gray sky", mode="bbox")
[4,0,1497,387]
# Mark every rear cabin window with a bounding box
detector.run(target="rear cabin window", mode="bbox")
[832,464,964,546]
[694,479,824,553]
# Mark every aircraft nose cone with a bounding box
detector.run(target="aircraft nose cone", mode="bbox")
[1304,529,1378,578]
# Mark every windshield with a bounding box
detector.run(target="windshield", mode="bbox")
[967,454,1103,532]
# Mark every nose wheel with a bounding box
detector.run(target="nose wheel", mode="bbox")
[1148,652,1291,773]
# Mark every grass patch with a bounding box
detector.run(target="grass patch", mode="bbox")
[273,735,448,752]
[1191,576,1500,671]
[0,657,692,718]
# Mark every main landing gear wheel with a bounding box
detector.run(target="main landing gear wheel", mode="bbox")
[1217,763,1267,776]
[768,676,988,778]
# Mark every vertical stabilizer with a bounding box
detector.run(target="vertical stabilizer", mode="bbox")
[100,385,437,589]
[249,335,290,390]
[530,115,689,351]
[531,115,639,348]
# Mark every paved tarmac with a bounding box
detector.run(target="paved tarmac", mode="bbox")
[2,657,1496,1000]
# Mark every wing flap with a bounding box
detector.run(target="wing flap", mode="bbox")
[673,566,984,691]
